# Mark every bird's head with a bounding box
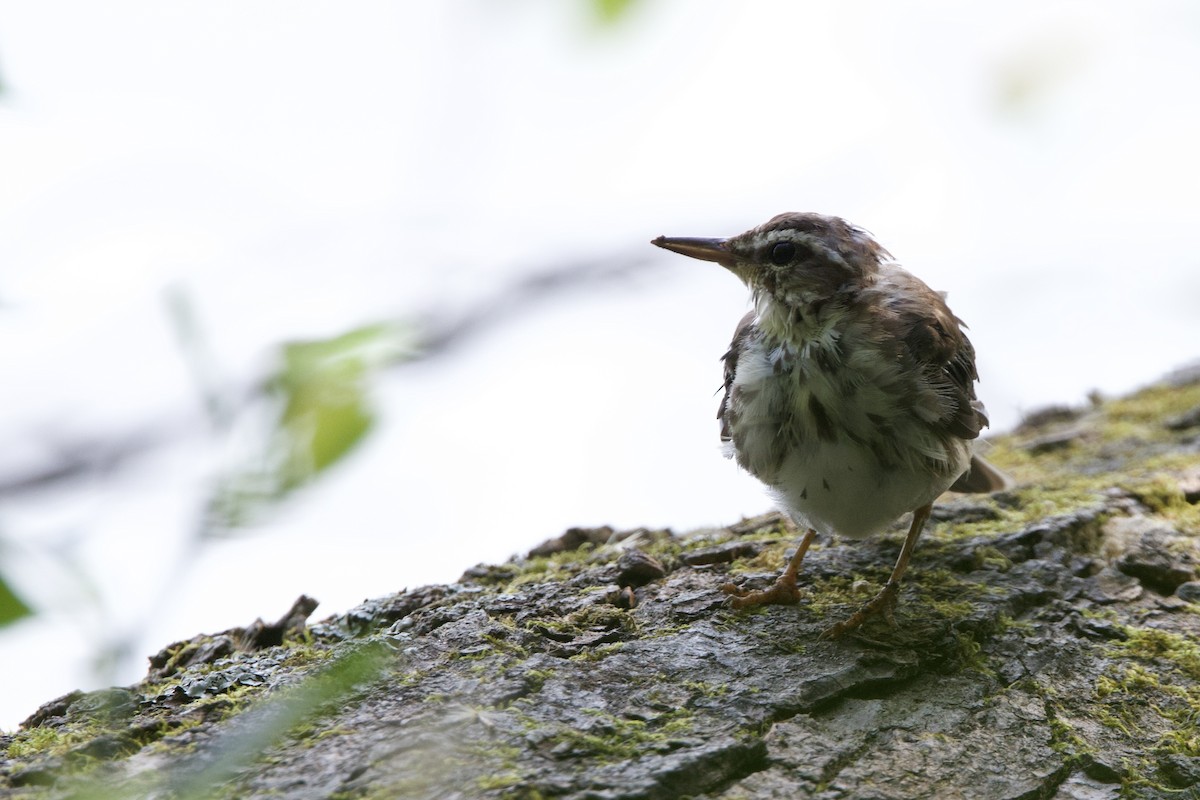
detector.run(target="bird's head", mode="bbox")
[653,212,888,306]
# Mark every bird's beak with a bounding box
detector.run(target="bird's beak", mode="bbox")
[652,236,735,269]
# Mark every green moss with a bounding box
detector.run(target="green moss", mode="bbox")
[141,717,205,756]
[290,722,353,749]
[482,632,530,659]
[522,668,556,693]
[150,639,211,680]
[190,680,264,718]
[276,641,337,670]
[452,631,529,665]
[719,523,799,546]
[1077,621,1200,790]
[8,379,1198,797]
[1127,476,1200,533]
[977,381,1200,519]
[638,535,686,562]
[787,573,864,615]
[499,786,551,800]
[1080,606,1120,622]
[328,790,396,800]
[731,616,808,654]
[1135,450,1200,477]
[4,724,86,759]
[994,613,1035,635]
[1111,626,1200,682]
[501,543,610,592]
[394,665,432,688]
[566,604,636,634]
[680,679,730,698]
[1101,383,1200,436]
[949,631,996,676]
[726,540,791,576]
[535,705,695,763]
[568,641,627,662]
[969,546,1013,572]
[462,659,501,680]
[1046,712,1092,761]
[477,770,526,791]
[465,738,523,763]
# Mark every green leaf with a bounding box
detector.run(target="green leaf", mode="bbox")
[591,0,639,25]
[206,321,414,533]
[0,573,33,628]
[275,343,372,485]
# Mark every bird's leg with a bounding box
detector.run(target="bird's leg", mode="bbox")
[820,503,932,639]
[722,527,817,608]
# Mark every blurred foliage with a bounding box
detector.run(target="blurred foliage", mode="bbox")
[0,4,660,730]
[52,642,393,800]
[206,322,415,533]
[166,284,234,431]
[591,0,640,25]
[167,643,393,799]
[991,34,1085,118]
[0,573,32,628]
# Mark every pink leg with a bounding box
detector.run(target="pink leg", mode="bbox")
[722,528,817,608]
[820,503,931,639]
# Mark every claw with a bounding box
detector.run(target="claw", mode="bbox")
[819,504,932,639]
[721,577,801,608]
[819,581,901,639]
[720,527,816,610]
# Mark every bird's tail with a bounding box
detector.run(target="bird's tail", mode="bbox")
[949,454,1013,493]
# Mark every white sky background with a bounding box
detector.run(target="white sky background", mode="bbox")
[1,1,1199,728]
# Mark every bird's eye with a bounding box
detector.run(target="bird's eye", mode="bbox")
[769,241,796,265]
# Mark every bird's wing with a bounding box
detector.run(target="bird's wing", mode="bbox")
[718,311,757,442]
[888,273,989,442]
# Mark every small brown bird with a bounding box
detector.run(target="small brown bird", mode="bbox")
[653,213,1007,637]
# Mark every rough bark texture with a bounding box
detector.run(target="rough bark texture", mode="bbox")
[4,367,1200,800]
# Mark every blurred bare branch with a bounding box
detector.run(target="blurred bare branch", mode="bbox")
[0,251,660,501]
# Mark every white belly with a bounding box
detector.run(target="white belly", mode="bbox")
[769,437,968,539]
[725,331,971,538]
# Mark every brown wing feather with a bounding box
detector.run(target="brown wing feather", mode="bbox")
[718,312,757,442]
[950,454,1011,492]
[890,277,988,442]
[886,273,1009,492]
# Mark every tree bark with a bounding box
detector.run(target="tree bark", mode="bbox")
[4,367,1200,800]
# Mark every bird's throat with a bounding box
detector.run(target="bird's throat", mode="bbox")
[753,292,844,354]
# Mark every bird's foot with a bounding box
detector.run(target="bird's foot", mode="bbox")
[819,580,900,639]
[721,576,801,609]
[721,528,815,610]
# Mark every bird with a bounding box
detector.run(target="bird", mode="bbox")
[652,212,1008,638]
